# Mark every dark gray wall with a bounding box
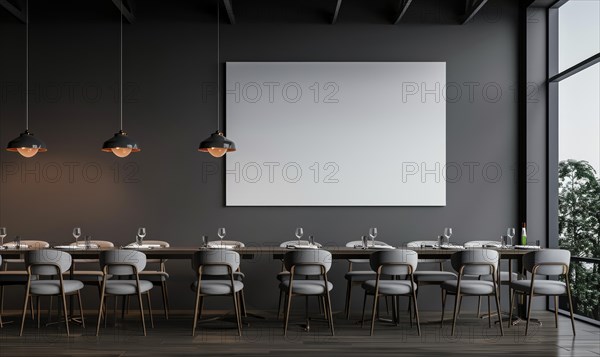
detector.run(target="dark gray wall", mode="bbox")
[0,0,521,311]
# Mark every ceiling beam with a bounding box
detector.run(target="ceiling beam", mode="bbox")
[462,0,488,24]
[223,0,235,24]
[332,0,342,24]
[0,0,26,23]
[111,0,135,24]
[393,0,413,24]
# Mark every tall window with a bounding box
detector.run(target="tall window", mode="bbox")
[552,0,600,323]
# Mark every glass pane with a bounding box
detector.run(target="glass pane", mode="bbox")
[558,0,600,72]
[558,63,600,322]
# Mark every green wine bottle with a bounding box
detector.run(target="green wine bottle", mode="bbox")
[521,224,527,246]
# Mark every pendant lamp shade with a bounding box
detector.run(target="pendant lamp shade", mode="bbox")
[102,130,140,158]
[6,130,47,158]
[102,1,139,158]
[6,0,47,158]
[198,131,236,158]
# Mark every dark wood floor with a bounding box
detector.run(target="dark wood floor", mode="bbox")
[0,308,598,356]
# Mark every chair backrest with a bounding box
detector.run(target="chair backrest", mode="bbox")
[369,250,418,276]
[192,250,240,276]
[100,250,147,276]
[464,240,501,248]
[451,249,499,276]
[523,249,570,276]
[345,240,391,264]
[25,249,72,275]
[284,249,332,276]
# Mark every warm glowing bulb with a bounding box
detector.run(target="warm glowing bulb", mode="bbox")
[207,147,227,157]
[16,147,39,158]
[111,147,132,158]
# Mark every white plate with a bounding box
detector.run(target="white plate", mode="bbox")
[124,244,163,249]
[286,244,319,249]
[514,245,541,250]
[207,243,239,249]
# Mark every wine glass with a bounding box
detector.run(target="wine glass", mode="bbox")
[507,227,515,246]
[137,227,146,245]
[0,227,6,248]
[218,227,226,245]
[368,227,378,247]
[443,227,452,246]
[73,227,82,246]
[295,227,304,245]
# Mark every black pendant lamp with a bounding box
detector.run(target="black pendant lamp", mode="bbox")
[102,2,140,158]
[6,0,47,158]
[198,1,236,158]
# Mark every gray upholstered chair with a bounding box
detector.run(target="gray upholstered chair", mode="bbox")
[508,249,575,335]
[96,250,154,336]
[132,240,171,320]
[19,249,85,336]
[67,240,114,284]
[361,249,421,336]
[463,240,518,318]
[407,241,457,315]
[279,249,334,336]
[441,249,503,336]
[191,249,244,337]
[343,240,393,320]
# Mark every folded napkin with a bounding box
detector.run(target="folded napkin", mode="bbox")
[484,243,502,248]
[514,245,541,250]
[124,243,163,249]
[286,244,319,249]
[353,244,395,249]
[2,243,28,249]
[207,242,239,249]
[54,244,99,250]
[440,244,466,250]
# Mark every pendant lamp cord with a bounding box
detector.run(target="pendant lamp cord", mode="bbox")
[217,0,220,132]
[120,0,123,131]
[25,0,29,130]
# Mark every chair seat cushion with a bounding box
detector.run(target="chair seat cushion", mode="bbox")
[509,280,567,295]
[191,280,244,295]
[30,280,84,295]
[345,271,376,281]
[279,280,333,295]
[441,280,495,295]
[104,280,153,295]
[362,280,416,295]
[413,271,457,282]
[138,271,170,281]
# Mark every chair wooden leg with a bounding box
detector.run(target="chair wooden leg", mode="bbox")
[325,290,335,336]
[233,291,242,337]
[239,289,247,318]
[192,287,201,336]
[477,296,481,318]
[361,292,367,328]
[412,292,421,336]
[277,290,284,320]
[77,291,85,328]
[554,295,559,328]
[493,289,504,336]
[440,290,447,328]
[30,297,35,320]
[161,281,169,320]
[137,292,147,336]
[508,290,515,329]
[36,296,41,329]
[146,292,154,329]
[345,280,352,320]
[566,284,576,336]
[488,296,491,328]
[392,295,398,326]
[370,293,379,336]
[60,292,70,337]
[525,293,534,336]
[283,290,293,336]
[19,292,30,336]
[451,292,461,337]
[96,288,106,336]
[321,296,328,321]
